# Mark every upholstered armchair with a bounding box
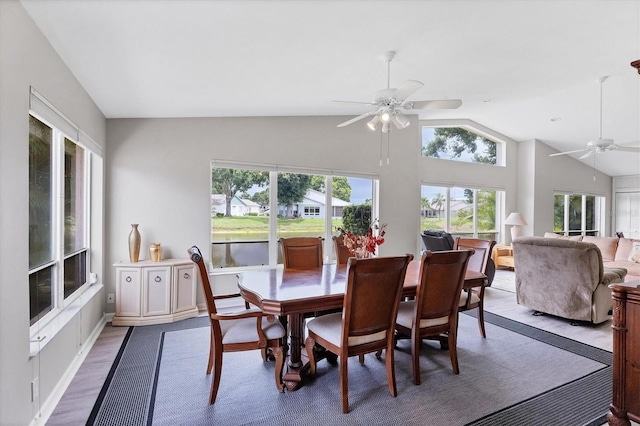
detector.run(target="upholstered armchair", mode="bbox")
[513,236,627,324]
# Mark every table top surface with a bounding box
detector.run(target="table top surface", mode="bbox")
[237,259,486,315]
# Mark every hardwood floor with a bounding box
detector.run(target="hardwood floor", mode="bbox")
[45,324,129,425]
[45,269,618,425]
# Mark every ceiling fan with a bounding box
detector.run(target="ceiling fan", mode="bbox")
[550,76,640,159]
[335,51,462,132]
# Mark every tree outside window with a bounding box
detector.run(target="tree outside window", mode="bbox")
[422,127,497,165]
[211,165,374,268]
[554,193,601,236]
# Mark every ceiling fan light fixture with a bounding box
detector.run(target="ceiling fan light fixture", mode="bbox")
[391,111,410,129]
[379,109,391,123]
[367,115,380,131]
[381,122,390,133]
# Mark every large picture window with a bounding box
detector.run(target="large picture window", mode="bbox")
[421,185,501,241]
[29,115,89,326]
[211,164,376,268]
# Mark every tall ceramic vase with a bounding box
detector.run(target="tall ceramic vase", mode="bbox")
[128,224,141,263]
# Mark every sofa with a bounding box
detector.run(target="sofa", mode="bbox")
[543,233,640,282]
[513,236,627,324]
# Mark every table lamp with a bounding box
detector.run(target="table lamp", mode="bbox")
[505,212,527,242]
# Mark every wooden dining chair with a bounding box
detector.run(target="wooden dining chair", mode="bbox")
[454,237,496,338]
[332,235,352,265]
[305,254,413,413]
[280,236,324,268]
[188,246,286,404]
[395,249,473,385]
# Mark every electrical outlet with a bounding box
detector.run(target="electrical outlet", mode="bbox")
[107,293,115,304]
[31,377,39,401]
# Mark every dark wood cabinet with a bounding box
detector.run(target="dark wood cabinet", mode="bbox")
[608,282,640,426]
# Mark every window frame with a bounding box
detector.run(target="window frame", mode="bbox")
[420,122,506,167]
[28,113,92,330]
[553,192,604,237]
[420,184,504,241]
[210,161,379,270]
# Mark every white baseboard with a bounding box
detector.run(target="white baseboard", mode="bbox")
[29,313,109,426]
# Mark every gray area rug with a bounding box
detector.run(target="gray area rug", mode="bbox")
[489,269,516,293]
[88,312,611,426]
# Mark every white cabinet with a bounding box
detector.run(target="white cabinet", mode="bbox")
[112,259,198,326]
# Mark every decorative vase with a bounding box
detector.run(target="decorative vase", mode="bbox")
[354,248,372,259]
[128,224,141,263]
[149,243,163,262]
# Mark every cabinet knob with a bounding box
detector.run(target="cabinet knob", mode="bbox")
[154,276,162,283]
[183,273,190,279]
[125,276,132,283]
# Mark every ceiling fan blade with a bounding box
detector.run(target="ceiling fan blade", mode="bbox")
[332,100,377,106]
[579,150,595,159]
[336,111,375,128]
[616,147,640,153]
[549,148,591,157]
[405,99,463,110]
[391,80,424,101]
[616,140,640,147]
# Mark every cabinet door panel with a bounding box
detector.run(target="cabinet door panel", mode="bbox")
[142,266,171,316]
[173,264,197,313]
[116,268,141,316]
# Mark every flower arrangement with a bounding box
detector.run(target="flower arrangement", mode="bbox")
[338,218,387,259]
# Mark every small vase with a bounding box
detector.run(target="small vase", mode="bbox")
[128,224,141,263]
[355,249,372,259]
[149,243,163,262]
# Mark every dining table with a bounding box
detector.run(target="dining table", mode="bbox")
[237,258,487,392]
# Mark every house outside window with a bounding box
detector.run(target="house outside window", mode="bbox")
[421,185,501,241]
[29,115,89,326]
[211,164,376,268]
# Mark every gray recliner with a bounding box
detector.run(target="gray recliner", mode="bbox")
[513,236,627,324]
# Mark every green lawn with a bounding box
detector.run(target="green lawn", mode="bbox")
[212,216,342,233]
[212,215,490,235]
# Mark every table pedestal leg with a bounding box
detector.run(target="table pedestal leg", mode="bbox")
[281,313,310,391]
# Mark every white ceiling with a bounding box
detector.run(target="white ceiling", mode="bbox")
[20,0,640,177]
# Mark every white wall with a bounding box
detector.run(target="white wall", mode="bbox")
[105,115,618,312]
[105,116,419,296]
[533,139,612,235]
[0,2,106,424]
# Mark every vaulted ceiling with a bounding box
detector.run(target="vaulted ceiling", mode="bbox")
[20,0,640,177]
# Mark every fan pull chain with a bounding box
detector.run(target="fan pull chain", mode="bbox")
[379,131,383,166]
[379,129,391,166]
[387,130,390,165]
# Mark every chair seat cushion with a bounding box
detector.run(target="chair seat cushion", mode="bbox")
[220,314,286,345]
[458,290,480,307]
[307,312,387,347]
[396,301,448,329]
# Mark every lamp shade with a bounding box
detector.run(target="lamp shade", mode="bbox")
[504,212,527,226]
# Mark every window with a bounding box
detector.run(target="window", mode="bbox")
[421,185,501,240]
[421,126,503,166]
[29,115,89,326]
[554,193,603,236]
[211,164,376,268]
[304,207,320,216]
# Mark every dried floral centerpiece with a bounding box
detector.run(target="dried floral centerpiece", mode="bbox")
[337,218,386,259]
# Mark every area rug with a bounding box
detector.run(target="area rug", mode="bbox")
[489,269,516,293]
[87,312,611,426]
